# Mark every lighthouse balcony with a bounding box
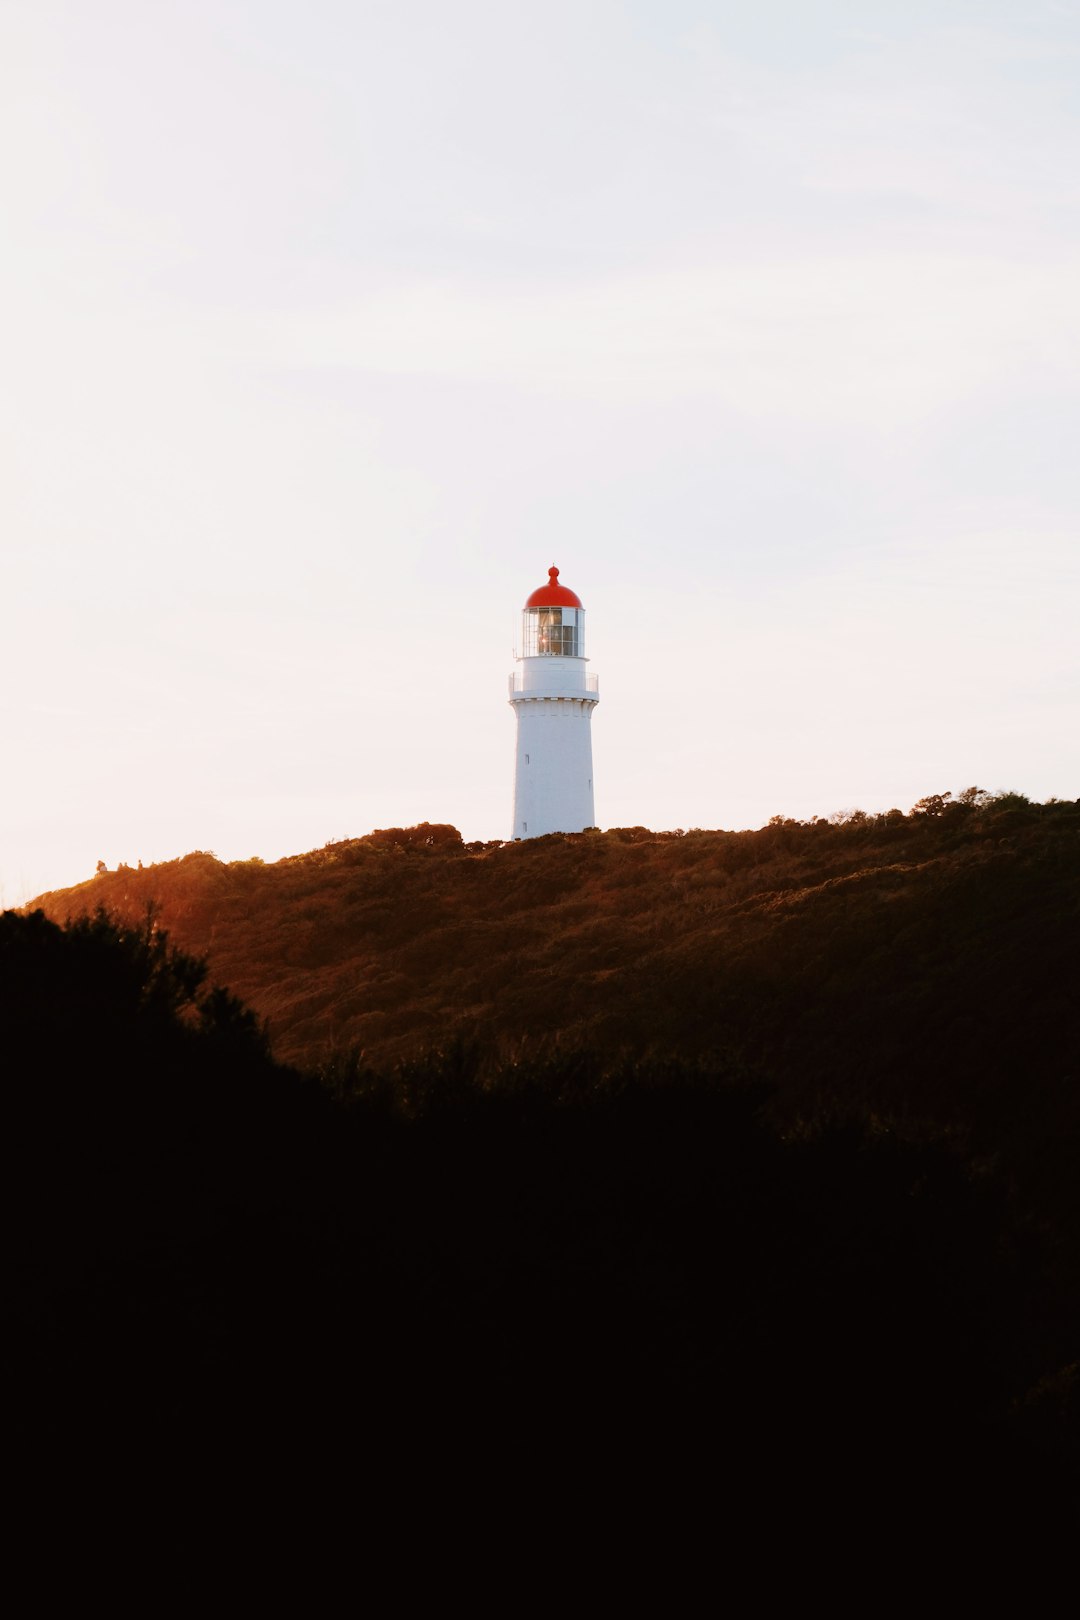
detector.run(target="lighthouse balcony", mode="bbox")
[509,670,599,698]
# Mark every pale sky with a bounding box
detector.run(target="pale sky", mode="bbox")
[3,0,1078,904]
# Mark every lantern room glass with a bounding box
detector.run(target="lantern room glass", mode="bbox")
[522,606,585,658]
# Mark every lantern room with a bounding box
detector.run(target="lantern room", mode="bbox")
[520,566,586,658]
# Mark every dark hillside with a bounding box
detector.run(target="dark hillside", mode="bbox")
[28,794,1080,1280]
[30,795,1080,1181]
[31,799,1080,1087]
[2,908,1075,1542]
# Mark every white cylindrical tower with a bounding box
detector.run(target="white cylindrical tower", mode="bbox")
[509,565,599,839]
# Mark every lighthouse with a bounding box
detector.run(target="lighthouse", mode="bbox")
[509,566,599,839]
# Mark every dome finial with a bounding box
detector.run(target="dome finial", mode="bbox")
[549,565,559,583]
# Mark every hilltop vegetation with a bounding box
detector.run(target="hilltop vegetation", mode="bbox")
[31,791,1080,1189]
[33,792,1079,1076]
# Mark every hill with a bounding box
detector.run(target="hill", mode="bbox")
[27,796,1078,1066]
[29,792,1080,1242]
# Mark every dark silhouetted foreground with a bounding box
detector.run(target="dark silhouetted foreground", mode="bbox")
[2,906,1076,1545]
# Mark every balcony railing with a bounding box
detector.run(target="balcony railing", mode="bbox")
[509,672,599,696]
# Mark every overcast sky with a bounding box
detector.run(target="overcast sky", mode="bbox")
[3,0,1078,903]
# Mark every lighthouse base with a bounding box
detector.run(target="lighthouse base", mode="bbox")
[510,696,597,839]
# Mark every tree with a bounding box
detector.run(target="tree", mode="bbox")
[911,792,952,818]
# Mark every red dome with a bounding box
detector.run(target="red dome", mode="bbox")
[525,566,583,610]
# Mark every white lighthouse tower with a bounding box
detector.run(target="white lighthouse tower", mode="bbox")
[509,565,599,839]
